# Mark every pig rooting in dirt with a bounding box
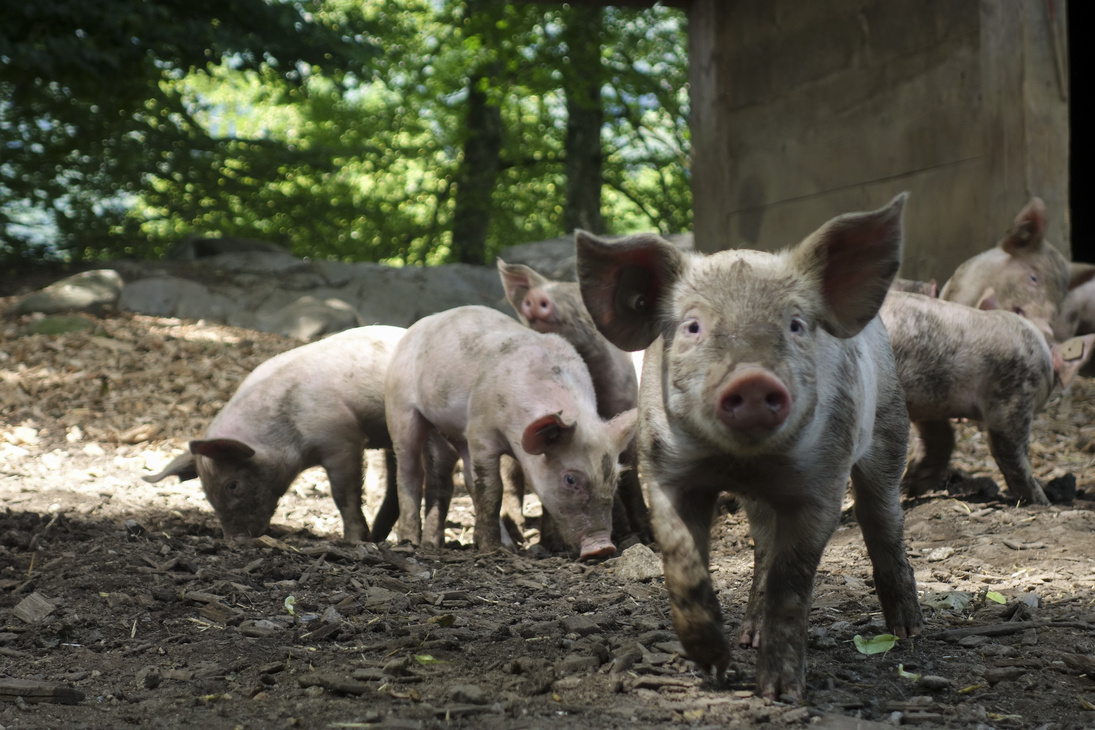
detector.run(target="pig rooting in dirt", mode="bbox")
[143,326,408,544]
[575,194,924,701]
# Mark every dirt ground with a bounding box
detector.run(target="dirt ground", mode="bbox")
[3,305,1095,730]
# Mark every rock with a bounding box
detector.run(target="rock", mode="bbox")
[265,296,363,341]
[917,675,954,691]
[10,269,123,315]
[136,666,162,690]
[612,543,662,582]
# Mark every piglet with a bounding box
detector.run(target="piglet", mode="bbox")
[384,305,636,559]
[882,290,1095,504]
[143,325,409,543]
[497,259,652,544]
[575,194,923,700]
[940,198,1095,341]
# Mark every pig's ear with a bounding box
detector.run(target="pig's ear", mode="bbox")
[143,451,198,483]
[190,438,256,462]
[977,288,999,311]
[605,408,638,454]
[793,193,906,339]
[521,413,576,456]
[1001,197,1047,254]
[927,279,938,298]
[575,229,686,351]
[1068,262,1095,291]
[1053,334,1095,390]
[497,259,548,312]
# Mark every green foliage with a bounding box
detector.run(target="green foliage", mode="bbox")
[1,1,690,266]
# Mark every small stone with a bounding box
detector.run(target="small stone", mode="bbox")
[136,666,163,690]
[555,655,600,676]
[926,547,954,562]
[612,543,662,582]
[918,675,954,691]
[447,684,488,705]
[958,635,989,647]
[559,615,599,636]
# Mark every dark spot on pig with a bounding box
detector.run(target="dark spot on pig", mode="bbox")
[497,393,508,412]
[552,366,561,375]
[499,339,515,355]
[601,453,614,485]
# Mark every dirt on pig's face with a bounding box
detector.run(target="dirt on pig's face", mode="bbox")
[660,251,825,456]
[195,453,288,543]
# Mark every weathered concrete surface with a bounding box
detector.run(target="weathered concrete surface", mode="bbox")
[688,0,1070,283]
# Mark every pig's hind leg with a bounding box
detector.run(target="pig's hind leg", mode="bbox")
[902,419,954,497]
[986,422,1049,505]
[321,446,369,543]
[389,408,432,545]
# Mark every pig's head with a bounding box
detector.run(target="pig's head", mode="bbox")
[497,259,597,340]
[940,198,1095,341]
[189,438,293,543]
[576,194,906,455]
[518,409,637,560]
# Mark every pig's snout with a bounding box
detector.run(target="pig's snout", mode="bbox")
[717,370,791,431]
[521,290,555,324]
[578,532,616,561]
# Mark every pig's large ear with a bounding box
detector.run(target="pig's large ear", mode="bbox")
[497,259,549,313]
[575,230,686,351]
[521,413,576,456]
[605,408,638,454]
[1001,197,1047,254]
[143,451,198,483]
[1068,262,1095,291]
[189,438,256,462]
[793,193,907,339]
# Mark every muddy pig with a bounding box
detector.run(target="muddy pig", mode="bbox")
[940,197,1095,341]
[575,194,923,700]
[882,290,1095,504]
[497,259,652,544]
[384,305,637,559]
[1063,263,1095,336]
[144,325,414,543]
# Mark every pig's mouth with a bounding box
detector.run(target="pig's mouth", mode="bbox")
[578,532,616,561]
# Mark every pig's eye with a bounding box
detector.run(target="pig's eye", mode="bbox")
[683,319,701,335]
[1029,273,1038,284]
[564,474,577,487]
[225,480,240,493]
[789,317,806,335]
[1013,307,1025,316]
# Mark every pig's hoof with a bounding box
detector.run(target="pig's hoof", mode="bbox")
[739,619,761,648]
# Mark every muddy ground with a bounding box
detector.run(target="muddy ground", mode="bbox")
[3,305,1095,729]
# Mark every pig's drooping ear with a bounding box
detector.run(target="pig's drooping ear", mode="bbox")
[521,413,576,456]
[189,438,256,462]
[575,230,686,351]
[977,288,999,311]
[1001,197,1047,254]
[497,259,548,314]
[793,193,907,339]
[143,451,198,483]
[1053,334,1095,390]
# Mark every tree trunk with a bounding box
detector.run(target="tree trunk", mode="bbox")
[450,70,503,265]
[562,5,605,235]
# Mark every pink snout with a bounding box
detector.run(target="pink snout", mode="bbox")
[521,290,555,325]
[717,369,791,431]
[579,533,616,561]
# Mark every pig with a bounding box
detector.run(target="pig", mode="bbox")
[1063,263,1095,336]
[384,305,637,560]
[882,291,1095,505]
[575,194,924,700]
[497,259,653,544]
[144,325,416,543]
[940,197,1095,341]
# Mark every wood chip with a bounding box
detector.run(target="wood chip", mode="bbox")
[0,678,84,705]
[11,592,55,624]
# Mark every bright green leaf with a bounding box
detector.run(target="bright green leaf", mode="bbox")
[853,634,898,655]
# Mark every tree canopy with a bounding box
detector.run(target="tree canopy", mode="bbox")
[1,0,690,266]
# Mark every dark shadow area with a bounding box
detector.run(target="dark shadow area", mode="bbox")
[1069,3,1094,262]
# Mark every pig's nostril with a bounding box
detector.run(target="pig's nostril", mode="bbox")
[765,391,788,410]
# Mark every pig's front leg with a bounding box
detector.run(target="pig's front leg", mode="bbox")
[648,474,726,677]
[618,439,653,543]
[903,419,954,497]
[753,495,842,702]
[851,443,924,638]
[987,426,1049,505]
[322,447,369,543]
[464,435,509,553]
[739,497,773,648]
